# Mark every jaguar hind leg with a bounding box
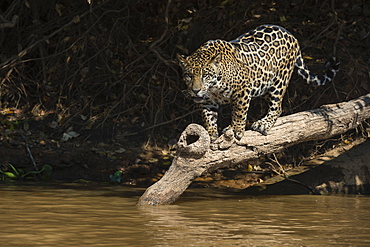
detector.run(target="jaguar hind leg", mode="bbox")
[251,111,281,135]
[251,80,287,135]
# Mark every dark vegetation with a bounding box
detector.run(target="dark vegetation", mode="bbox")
[0,0,369,186]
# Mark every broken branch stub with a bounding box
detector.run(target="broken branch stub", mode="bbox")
[176,123,210,158]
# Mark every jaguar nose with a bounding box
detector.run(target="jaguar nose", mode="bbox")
[192,88,200,95]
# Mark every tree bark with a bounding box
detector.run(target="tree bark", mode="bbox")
[137,93,370,206]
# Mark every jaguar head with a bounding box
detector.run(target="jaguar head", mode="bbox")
[177,41,224,103]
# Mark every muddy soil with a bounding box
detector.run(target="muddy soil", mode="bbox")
[0,114,271,188]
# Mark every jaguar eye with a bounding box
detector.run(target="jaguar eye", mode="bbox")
[183,73,192,80]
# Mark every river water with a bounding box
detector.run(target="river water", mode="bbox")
[1,183,369,246]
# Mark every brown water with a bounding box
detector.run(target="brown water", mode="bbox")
[1,183,369,246]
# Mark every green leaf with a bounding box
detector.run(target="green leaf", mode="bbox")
[110,171,122,183]
[7,163,20,176]
[279,15,287,22]
[41,164,52,180]
[3,172,18,178]
[221,0,229,6]
[41,164,53,176]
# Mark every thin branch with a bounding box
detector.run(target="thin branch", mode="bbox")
[267,155,321,195]
[0,1,113,69]
[149,0,172,64]
[20,130,39,172]
[0,15,18,29]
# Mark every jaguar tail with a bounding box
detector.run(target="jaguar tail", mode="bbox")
[295,51,340,86]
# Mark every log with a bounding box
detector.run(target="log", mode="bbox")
[137,93,370,206]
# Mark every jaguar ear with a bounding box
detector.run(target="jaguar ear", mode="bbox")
[176,53,187,67]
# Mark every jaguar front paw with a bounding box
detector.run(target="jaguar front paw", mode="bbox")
[251,119,272,135]
[222,125,244,140]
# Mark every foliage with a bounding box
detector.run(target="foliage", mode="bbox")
[0,163,52,180]
[110,171,123,184]
[0,0,369,138]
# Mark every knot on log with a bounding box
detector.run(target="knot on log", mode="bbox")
[176,123,210,158]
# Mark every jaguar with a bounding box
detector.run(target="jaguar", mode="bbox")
[177,24,339,141]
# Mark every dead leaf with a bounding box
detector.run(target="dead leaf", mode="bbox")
[61,131,80,142]
[55,4,64,16]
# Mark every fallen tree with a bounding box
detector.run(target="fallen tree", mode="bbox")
[137,93,370,206]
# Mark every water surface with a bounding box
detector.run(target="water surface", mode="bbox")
[1,183,369,246]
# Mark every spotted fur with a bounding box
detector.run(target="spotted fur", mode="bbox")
[177,24,339,141]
